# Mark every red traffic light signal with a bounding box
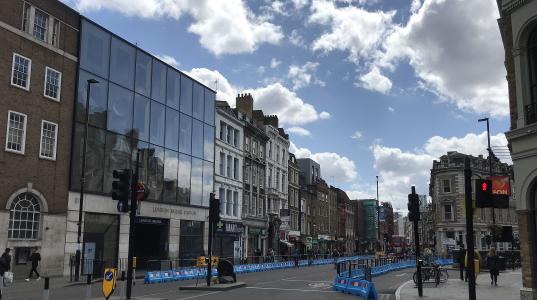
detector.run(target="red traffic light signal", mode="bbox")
[475,179,492,208]
[481,181,488,192]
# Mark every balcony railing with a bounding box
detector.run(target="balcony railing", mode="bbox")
[526,102,537,125]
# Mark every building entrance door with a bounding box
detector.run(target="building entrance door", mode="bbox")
[134,217,169,271]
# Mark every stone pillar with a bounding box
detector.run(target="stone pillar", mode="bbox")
[518,210,537,299]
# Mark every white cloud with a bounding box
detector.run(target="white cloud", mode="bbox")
[289,142,358,183]
[287,61,325,90]
[292,0,309,10]
[319,111,331,119]
[358,66,392,93]
[256,66,266,74]
[289,29,306,48]
[188,68,238,103]
[270,58,281,68]
[287,127,312,137]
[73,0,283,56]
[308,0,396,64]
[156,54,180,69]
[356,131,511,210]
[351,131,363,140]
[388,106,395,112]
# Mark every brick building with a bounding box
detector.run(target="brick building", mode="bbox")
[0,0,79,277]
[497,1,537,298]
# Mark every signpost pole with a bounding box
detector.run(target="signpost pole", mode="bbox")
[464,157,476,300]
[126,151,139,299]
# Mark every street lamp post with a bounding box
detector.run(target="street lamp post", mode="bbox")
[376,176,380,251]
[478,117,495,225]
[75,79,99,282]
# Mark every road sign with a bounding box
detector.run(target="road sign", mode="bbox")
[102,268,117,300]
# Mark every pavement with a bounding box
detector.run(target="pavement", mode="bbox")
[395,269,523,300]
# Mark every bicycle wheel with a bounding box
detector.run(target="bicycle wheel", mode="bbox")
[413,271,418,284]
[439,269,449,283]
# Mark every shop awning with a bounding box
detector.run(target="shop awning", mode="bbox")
[280,240,294,247]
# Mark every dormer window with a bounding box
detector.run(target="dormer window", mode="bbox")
[21,3,61,48]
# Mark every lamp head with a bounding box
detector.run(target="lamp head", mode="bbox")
[87,79,99,84]
[478,117,488,122]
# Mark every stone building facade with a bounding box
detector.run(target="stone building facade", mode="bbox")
[498,0,537,297]
[0,0,79,277]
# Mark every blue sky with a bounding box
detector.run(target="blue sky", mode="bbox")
[62,0,511,211]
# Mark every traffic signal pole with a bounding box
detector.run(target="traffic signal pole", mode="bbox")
[464,157,476,300]
[409,186,423,297]
[126,151,139,299]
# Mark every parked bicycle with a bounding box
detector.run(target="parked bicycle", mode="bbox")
[413,264,449,286]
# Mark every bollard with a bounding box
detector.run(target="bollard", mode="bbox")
[85,274,91,300]
[42,277,50,300]
[119,271,126,300]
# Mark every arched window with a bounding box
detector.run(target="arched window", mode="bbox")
[527,27,537,123]
[8,193,41,239]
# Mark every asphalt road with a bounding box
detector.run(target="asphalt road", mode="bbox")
[2,264,417,300]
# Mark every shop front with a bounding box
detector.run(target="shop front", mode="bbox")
[214,221,243,264]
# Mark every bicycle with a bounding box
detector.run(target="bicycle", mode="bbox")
[413,264,449,286]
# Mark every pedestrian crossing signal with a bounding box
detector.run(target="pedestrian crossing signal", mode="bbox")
[475,179,492,208]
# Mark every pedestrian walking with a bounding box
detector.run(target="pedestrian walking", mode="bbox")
[0,248,12,299]
[487,247,499,286]
[25,250,41,281]
[458,245,465,280]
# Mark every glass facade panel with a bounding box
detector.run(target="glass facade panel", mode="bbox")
[179,113,192,155]
[180,75,192,115]
[163,150,178,203]
[190,157,203,206]
[202,161,213,207]
[150,102,165,146]
[77,71,108,128]
[110,37,135,89]
[80,20,110,79]
[192,82,204,121]
[133,94,150,142]
[204,89,215,126]
[192,119,204,159]
[135,51,152,97]
[166,68,180,110]
[151,59,166,103]
[103,133,132,193]
[165,108,179,151]
[203,124,214,162]
[178,154,191,204]
[179,220,204,260]
[71,124,106,193]
[133,141,150,185]
[148,145,164,201]
[107,83,133,135]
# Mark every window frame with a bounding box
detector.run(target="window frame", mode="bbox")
[32,8,49,42]
[43,66,62,101]
[39,120,58,160]
[8,193,41,240]
[5,110,28,155]
[11,53,32,91]
[442,179,451,193]
[443,204,452,221]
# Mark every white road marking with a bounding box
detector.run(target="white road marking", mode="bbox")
[246,287,337,293]
[395,280,413,300]
[282,279,332,283]
[395,273,407,277]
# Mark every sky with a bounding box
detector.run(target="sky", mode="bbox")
[61,0,512,212]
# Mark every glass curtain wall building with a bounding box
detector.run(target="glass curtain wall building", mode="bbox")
[67,18,215,271]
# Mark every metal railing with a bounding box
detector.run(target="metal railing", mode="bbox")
[526,102,537,125]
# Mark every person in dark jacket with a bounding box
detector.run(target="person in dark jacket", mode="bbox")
[487,247,499,286]
[458,246,465,280]
[0,248,12,298]
[25,250,41,281]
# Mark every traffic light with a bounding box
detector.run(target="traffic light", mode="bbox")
[475,179,492,208]
[407,193,420,221]
[209,193,220,226]
[112,169,131,213]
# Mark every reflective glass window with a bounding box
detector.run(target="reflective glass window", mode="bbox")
[80,20,110,79]
[180,75,192,115]
[165,108,179,151]
[133,94,150,142]
[179,113,192,155]
[203,124,214,162]
[202,161,214,207]
[166,68,180,110]
[147,144,164,201]
[133,140,149,184]
[190,157,203,206]
[178,154,191,204]
[192,82,204,121]
[163,150,179,203]
[110,37,135,89]
[107,83,133,135]
[204,89,215,126]
[76,71,108,128]
[192,119,204,159]
[150,101,165,146]
[151,59,166,103]
[135,51,152,97]
[71,124,106,193]
[103,133,132,193]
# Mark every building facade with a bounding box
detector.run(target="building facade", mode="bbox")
[498,0,537,298]
[0,0,79,277]
[430,152,518,256]
[235,94,269,257]
[67,17,216,275]
[287,153,301,246]
[214,101,243,261]
[297,158,320,186]
[357,199,378,251]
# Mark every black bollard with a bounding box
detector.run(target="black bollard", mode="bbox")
[43,277,50,300]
